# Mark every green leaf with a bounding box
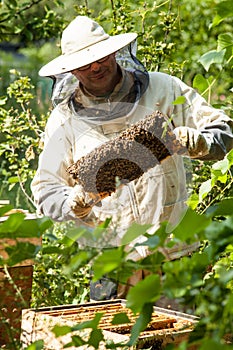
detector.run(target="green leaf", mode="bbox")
[200,338,231,350]
[25,340,44,350]
[226,149,233,165]
[141,234,160,249]
[212,157,230,174]
[193,74,209,93]
[217,33,233,52]
[218,268,233,285]
[199,179,213,202]
[0,213,25,235]
[52,325,72,337]
[121,222,151,245]
[127,303,153,346]
[215,0,233,19]
[0,216,49,239]
[95,217,111,229]
[92,248,123,281]
[209,198,233,217]
[62,227,87,246]
[198,50,226,71]
[204,217,233,249]
[72,312,103,331]
[210,14,223,28]
[0,96,7,106]
[126,274,161,313]
[139,252,165,271]
[42,246,64,255]
[6,242,40,266]
[0,204,13,216]
[172,96,186,105]
[8,176,19,184]
[36,216,53,233]
[172,207,211,240]
[8,0,18,7]
[215,173,228,184]
[12,219,42,238]
[111,312,131,325]
[210,156,230,184]
[63,251,91,275]
[187,193,199,210]
[68,335,86,347]
[141,221,170,248]
[88,328,104,349]
[211,1,233,28]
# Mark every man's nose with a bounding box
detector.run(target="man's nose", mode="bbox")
[90,61,101,71]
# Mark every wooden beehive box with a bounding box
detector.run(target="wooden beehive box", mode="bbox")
[21,299,198,349]
[0,209,41,345]
[0,265,33,345]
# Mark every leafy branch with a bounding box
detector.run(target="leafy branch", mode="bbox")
[0,0,44,24]
[0,70,48,204]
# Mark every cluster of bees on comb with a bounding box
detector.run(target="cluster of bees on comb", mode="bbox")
[67,111,186,197]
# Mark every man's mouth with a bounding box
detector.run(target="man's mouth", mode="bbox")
[92,71,106,80]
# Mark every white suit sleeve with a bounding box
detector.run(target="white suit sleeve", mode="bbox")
[172,76,233,160]
[31,110,74,220]
[30,107,95,222]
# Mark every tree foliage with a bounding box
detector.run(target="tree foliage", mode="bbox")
[0,0,65,43]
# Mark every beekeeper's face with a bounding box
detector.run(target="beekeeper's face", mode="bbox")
[71,53,121,97]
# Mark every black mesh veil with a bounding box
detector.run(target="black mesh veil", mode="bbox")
[49,39,149,107]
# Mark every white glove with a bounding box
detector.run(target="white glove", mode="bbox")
[67,184,103,218]
[174,126,210,158]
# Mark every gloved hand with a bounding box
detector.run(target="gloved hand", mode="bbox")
[173,126,210,157]
[67,184,103,218]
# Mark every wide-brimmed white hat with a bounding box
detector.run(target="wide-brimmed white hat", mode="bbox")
[39,16,137,77]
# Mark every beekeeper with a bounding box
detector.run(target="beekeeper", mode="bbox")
[31,16,233,299]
